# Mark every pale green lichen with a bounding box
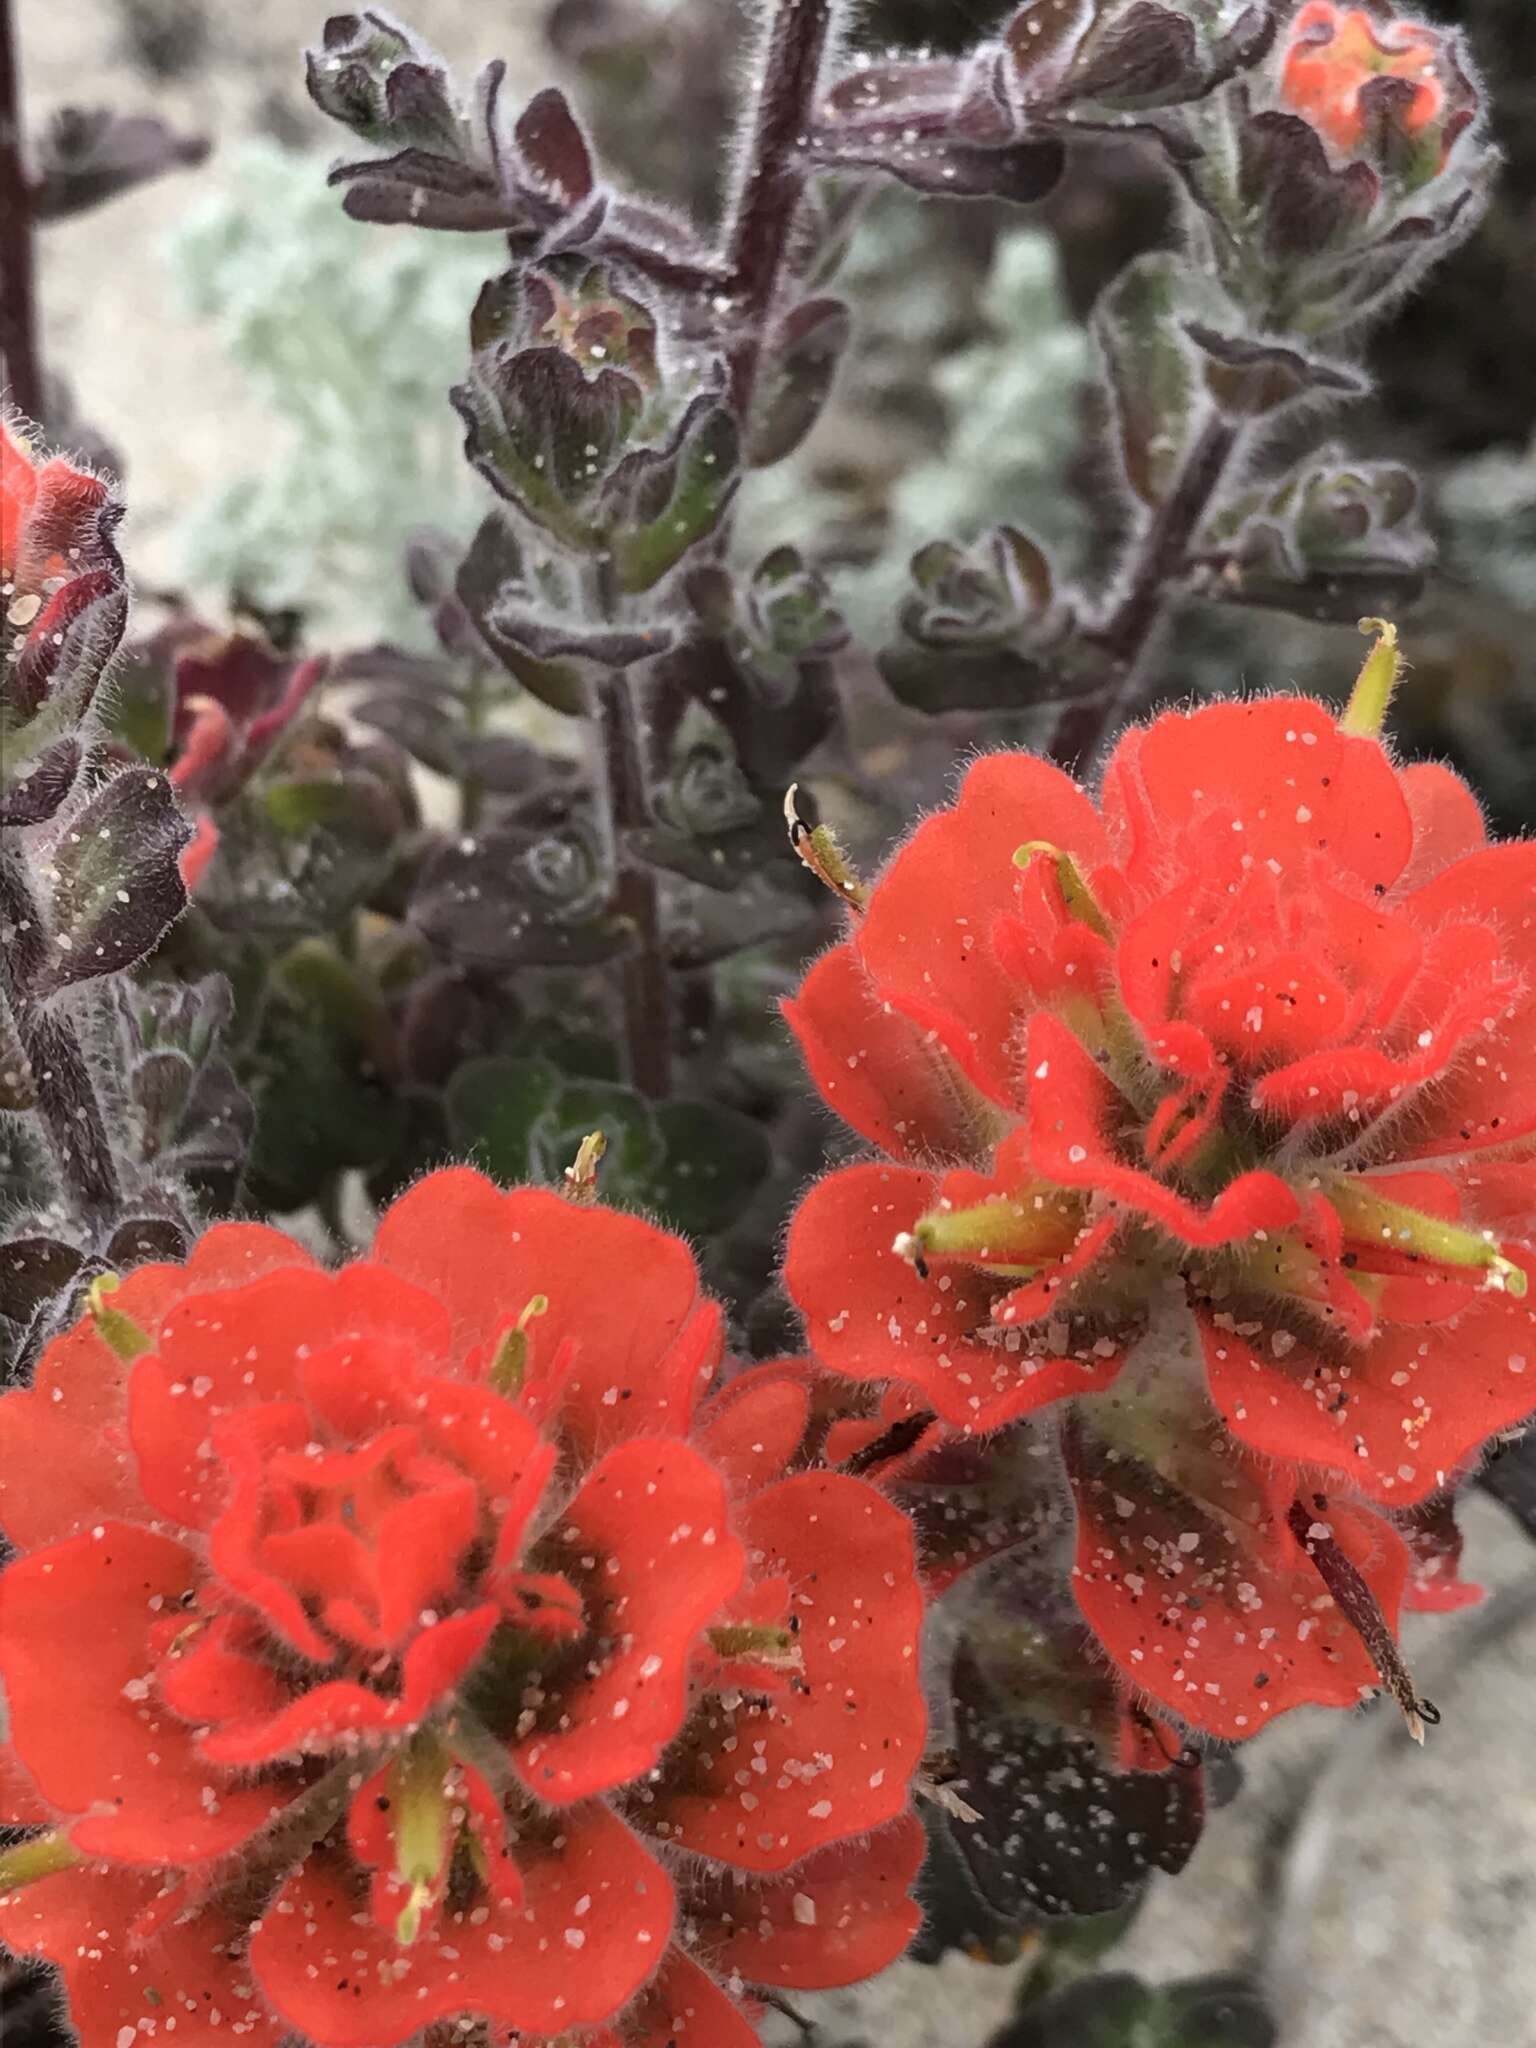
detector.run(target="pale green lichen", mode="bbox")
[164,138,501,641]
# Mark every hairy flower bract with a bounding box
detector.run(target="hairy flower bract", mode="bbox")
[0,1169,926,2048]
[784,688,1536,1738]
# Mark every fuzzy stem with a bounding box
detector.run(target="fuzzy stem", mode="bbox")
[458,663,488,835]
[0,844,122,1230]
[1050,412,1240,774]
[0,0,43,422]
[596,677,673,1099]
[723,0,837,420]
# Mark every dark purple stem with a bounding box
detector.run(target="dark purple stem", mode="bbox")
[1050,411,1240,774]
[0,0,43,422]
[723,0,837,419]
[597,677,673,1100]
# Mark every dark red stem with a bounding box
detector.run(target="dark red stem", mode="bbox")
[598,677,673,1100]
[1050,411,1240,774]
[723,0,837,419]
[0,0,43,422]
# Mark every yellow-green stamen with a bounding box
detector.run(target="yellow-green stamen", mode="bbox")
[388,1734,453,1947]
[1339,618,1403,739]
[0,1830,83,1894]
[563,1130,607,1202]
[708,1623,802,1671]
[1327,1177,1527,1297]
[894,1187,1086,1276]
[86,1272,153,1362]
[487,1294,550,1397]
[785,784,869,910]
[1012,840,1112,938]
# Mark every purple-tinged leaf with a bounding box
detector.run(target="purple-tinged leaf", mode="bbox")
[1068,1,1200,110]
[1185,322,1366,415]
[515,87,595,204]
[483,603,671,669]
[104,1217,191,1269]
[31,109,209,222]
[1003,0,1094,90]
[327,147,517,232]
[748,297,851,468]
[35,769,191,995]
[0,1237,82,1328]
[808,128,1065,203]
[0,739,81,827]
[946,1636,1205,1918]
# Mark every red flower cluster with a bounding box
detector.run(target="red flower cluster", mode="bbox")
[1,419,120,725]
[0,1171,926,2047]
[1280,2,1466,163]
[785,685,1536,1740]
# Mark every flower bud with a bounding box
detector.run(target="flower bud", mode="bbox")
[1280,1,1476,185]
[453,258,739,589]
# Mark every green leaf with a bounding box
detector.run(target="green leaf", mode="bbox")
[106,653,176,765]
[444,1055,563,1182]
[649,1101,771,1237]
[276,940,393,1068]
[1005,1973,1155,2048]
[1004,1973,1277,2048]
[263,776,349,837]
[245,1012,408,1214]
[1096,253,1208,508]
[511,1021,622,1084]
[1160,1978,1277,2048]
[611,403,740,594]
[441,1060,767,1237]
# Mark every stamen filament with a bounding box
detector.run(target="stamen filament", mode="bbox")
[87,1272,153,1362]
[895,1187,1086,1274]
[1012,840,1112,938]
[0,1829,82,1894]
[708,1623,802,1671]
[1327,1177,1527,1298]
[487,1294,550,1396]
[1340,618,1403,739]
[389,1733,452,1947]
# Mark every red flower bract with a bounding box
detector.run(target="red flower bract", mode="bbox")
[1281,3,1448,157]
[0,1170,926,2048]
[1,418,122,724]
[783,691,1535,1736]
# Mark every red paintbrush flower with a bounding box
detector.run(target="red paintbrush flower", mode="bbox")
[0,1169,926,2048]
[1281,2,1453,159]
[783,639,1531,1735]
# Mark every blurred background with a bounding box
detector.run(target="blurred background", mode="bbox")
[9,1,1536,2043]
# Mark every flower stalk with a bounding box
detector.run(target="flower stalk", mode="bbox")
[1050,412,1241,771]
[0,0,43,422]
[596,673,673,1099]
[722,0,838,420]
